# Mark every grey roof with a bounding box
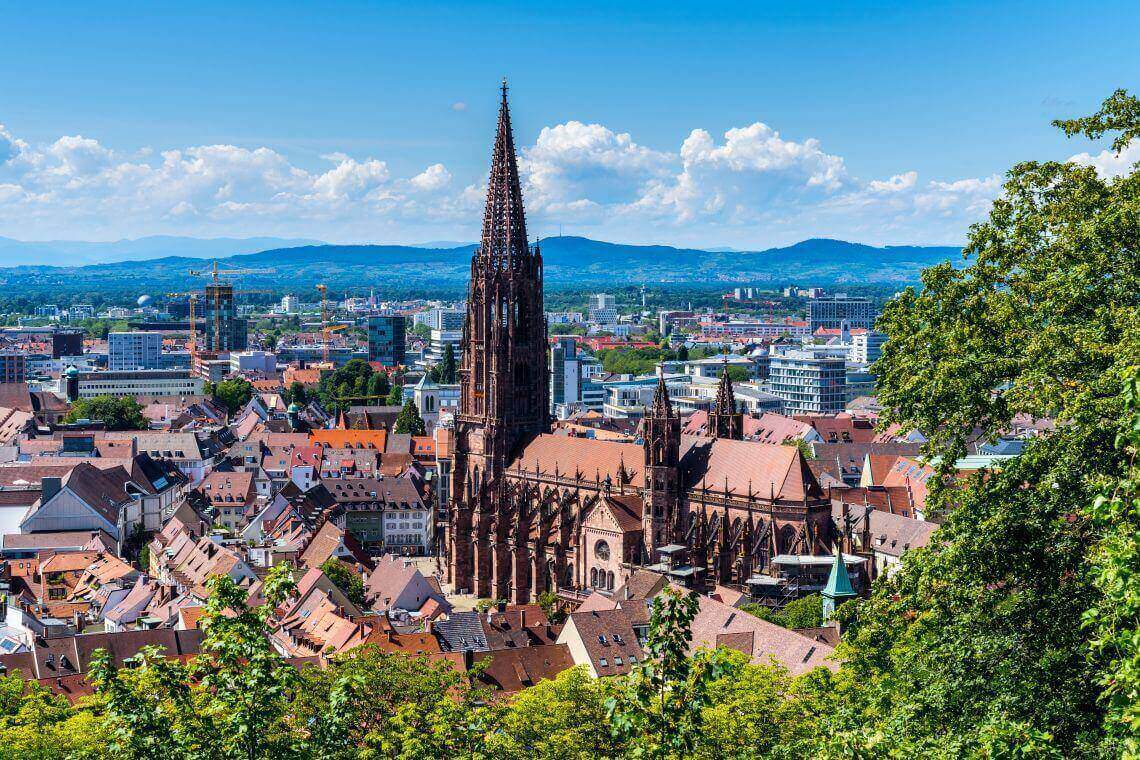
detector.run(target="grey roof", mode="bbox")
[433,611,489,652]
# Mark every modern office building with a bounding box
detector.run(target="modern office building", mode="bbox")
[367,314,406,366]
[75,370,204,399]
[422,329,462,369]
[413,307,464,331]
[0,351,27,384]
[851,331,888,365]
[588,293,618,324]
[52,330,84,359]
[768,346,847,414]
[108,331,163,371]
[808,294,876,331]
[202,283,248,352]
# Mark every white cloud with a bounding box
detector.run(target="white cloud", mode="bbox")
[0,115,1017,246]
[451,102,468,112]
[1068,141,1140,179]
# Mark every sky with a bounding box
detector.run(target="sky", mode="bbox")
[1,1,1138,250]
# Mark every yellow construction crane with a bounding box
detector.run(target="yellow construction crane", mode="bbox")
[166,292,200,367]
[314,287,348,366]
[187,261,274,352]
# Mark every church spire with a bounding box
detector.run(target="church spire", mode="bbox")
[709,359,744,440]
[480,78,530,271]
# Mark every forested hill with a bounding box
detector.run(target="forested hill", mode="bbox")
[0,236,964,301]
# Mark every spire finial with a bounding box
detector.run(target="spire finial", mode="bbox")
[501,78,509,102]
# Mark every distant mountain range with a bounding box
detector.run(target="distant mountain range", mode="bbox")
[0,235,325,267]
[0,236,965,300]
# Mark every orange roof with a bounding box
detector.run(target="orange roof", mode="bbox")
[310,429,388,450]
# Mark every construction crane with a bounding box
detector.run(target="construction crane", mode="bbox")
[314,284,349,365]
[165,292,200,367]
[187,261,274,352]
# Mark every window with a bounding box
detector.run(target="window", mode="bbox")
[599,658,608,668]
[594,539,610,562]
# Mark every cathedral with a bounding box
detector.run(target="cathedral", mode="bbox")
[447,84,832,603]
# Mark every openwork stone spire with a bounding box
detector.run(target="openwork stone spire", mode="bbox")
[710,359,744,440]
[479,79,531,271]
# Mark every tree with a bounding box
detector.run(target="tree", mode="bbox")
[211,377,253,415]
[367,370,390,399]
[490,667,621,759]
[723,364,749,383]
[821,90,1140,757]
[439,343,457,384]
[284,381,308,406]
[386,384,404,407]
[394,399,425,435]
[64,395,148,430]
[676,345,689,362]
[536,590,567,624]
[607,587,740,758]
[321,558,365,607]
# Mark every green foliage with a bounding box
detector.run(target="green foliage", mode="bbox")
[320,558,365,607]
[283,381,309,406]
[723,364,750,382]
[318,358,375,411]
[474,598,507,613]
[781,438,814,461]
[826,90,1140,757]
[741,595,823,630]
[438,343,457,384]
[1086,370,1140,752]
[211,377,253,415]
[367,371,390,399]
[598,346,673,376]
[536,590,567,624]
[386,384,404,407]
[64,395,148,430]
[393,399,426,436]
[607,587,742,758]
[488,666,621,759]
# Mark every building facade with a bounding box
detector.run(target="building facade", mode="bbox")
[768,347,847,414]
[367,314,406,366]
[808,294,876,331]
[108,332,163,371]
[447,86,833,604]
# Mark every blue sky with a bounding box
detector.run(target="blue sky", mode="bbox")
[1,1,1137,248]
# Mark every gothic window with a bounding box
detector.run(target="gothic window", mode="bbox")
[607,571,615,589]
[590,567,598,587]
[595,539,611,562]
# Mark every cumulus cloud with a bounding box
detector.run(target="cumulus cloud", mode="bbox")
[1068,141,1140,179]
[0,115,1012,245]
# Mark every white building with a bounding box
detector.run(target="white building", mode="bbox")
[108,332,163,371]
[75,370,204,400]
[230,351,277,375]
[767,346,847,415]
[588,293,618,324]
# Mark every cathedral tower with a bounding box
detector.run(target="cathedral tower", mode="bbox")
[642,371,681,558]
[709,360,744,440]
[449,82,549,600]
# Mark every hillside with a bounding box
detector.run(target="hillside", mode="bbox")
[0,236,964,301]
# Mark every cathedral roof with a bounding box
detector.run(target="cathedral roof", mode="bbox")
[679,436,823,502]
[509,434,644,483]
[509,433,824,503]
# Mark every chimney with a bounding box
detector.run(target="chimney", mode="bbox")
[41,477,62,504]
[462,648,474,671]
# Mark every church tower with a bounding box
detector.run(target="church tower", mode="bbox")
[449,82,549,600]
[642,371,681,559]
[709,360,744,440]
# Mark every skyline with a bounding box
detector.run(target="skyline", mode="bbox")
[2,1,1138,250]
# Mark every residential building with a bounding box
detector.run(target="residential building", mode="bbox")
[108,332,163,371]
[768,347,847,415]
[851,330,887,364]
